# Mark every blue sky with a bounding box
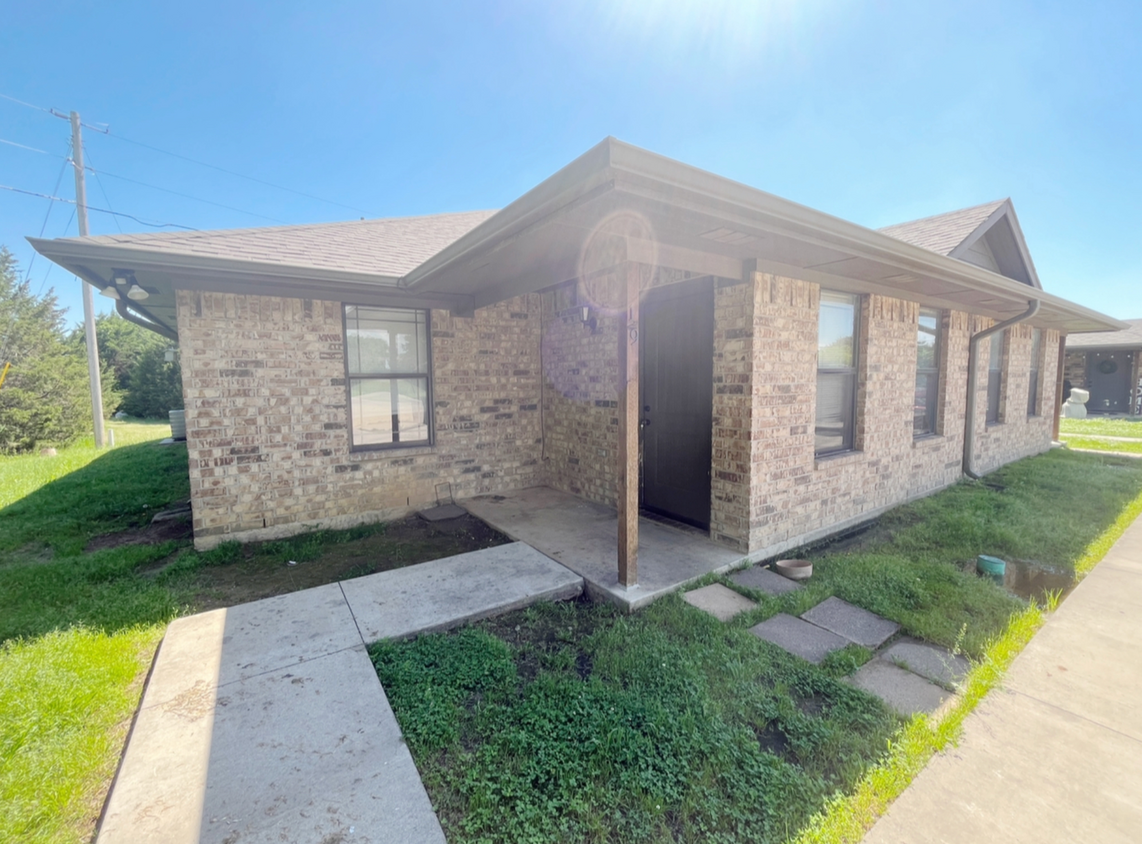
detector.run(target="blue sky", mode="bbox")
[2,0,1139,327]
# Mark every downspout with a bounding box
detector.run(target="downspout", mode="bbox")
[963,299,1040,479]
[115,297,179,342]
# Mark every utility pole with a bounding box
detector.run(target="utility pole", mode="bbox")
[71,111,105,448]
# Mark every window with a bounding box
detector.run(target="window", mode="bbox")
[914,308,941,437]
[816,291,859,455]
[1028,329,1042,416]
[344,306,431,449]
[986,330,1005,424]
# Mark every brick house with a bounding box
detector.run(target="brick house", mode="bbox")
[1063,320,1142,415]
[32,139,1122,590]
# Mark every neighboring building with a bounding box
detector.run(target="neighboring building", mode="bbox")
[31,139,1122,586]
[1064,320,1142,415]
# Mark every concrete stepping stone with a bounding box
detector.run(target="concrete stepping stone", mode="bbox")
[683,583,758,621]
[730,565,802,595]
[749,613,849,664]
[847,660,952,717]
[801,596,900,649]
[880,639,971,690]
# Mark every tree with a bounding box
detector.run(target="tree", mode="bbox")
[119,344,183,418]
[94,311,165,394]
[0,248,94,453]
[66,310,184,418]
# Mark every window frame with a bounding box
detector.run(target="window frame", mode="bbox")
[986,329,1005,425]
[342,304,435,452]
[1027,328,1042,417]
[914,307,942,438]
[815,290,861,457]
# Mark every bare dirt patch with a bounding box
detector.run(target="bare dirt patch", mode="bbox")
[191,514,510,611]
[85,516,194,552]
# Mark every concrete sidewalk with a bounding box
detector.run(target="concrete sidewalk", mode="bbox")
[864,515,1142,844]
[97,542,582,844]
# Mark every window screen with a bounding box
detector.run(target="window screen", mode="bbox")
[344,306,431,448]
[816,291,859,455]
[914,308,941,437]
[986,330,1004,424]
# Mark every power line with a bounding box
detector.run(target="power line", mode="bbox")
[93,167,288,223]
[2,133,288,225]
[34,207,74,299]
[100,132,372,215]
[0,184,196,230]
[0,138,49,155]
[23,141,72,284]
[1,91,372,215]
[82,144,124,234]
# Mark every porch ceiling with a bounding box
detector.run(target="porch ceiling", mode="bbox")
[404,138,1123,334]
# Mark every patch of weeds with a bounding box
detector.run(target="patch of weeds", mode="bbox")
[377,595,898,844]
[819,645,872,678]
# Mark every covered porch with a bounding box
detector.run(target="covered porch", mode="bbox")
[463,486,744,610]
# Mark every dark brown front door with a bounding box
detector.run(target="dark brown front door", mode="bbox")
[639,278,714,530]
[1087,350,1133,414]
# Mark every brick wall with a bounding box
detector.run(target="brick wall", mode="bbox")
[731,273,1055,559]
[970,321,1059,476]
[177,269,1060,557]
[177,290,543,549]
[710,279,754,551]
[538,275,622,506]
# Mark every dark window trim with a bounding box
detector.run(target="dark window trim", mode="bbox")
[342,304,435,453]
[914,307,942,438]
[815,290,861,457]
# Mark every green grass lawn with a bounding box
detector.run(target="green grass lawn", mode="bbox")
[1059,416,1142,439]
[6,429,1142,844]
[0,422,506,844]
[1064,437,1142,455]
[0,421,186,844]
[373,448,1142,844]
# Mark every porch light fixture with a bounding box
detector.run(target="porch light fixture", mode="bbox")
[580,305,597,332]
[100,285,120,299]
[126,283,149,301]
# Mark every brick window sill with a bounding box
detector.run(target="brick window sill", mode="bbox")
[912,433,945,448]
[813,449,865,470]
[349,443,435,460]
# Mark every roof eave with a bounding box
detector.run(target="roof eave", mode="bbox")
[403,138,1124,333]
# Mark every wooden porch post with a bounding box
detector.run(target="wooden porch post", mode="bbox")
[617,263,640,586]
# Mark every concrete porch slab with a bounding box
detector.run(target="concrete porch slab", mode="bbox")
[463,486,744,610]
[341,542,583,642]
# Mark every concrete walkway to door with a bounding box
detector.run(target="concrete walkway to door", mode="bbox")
[96,542,582,844]
[463,486,744,610]
[863,513,1142,844]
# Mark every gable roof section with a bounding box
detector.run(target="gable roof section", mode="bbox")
[879,198,1041,288]
[1067,318,1142,350]
[71,210,497,279]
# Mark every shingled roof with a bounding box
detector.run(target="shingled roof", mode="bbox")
[878,200,1006,256]
[1067,318,1142,349]
[72,210,498,278]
